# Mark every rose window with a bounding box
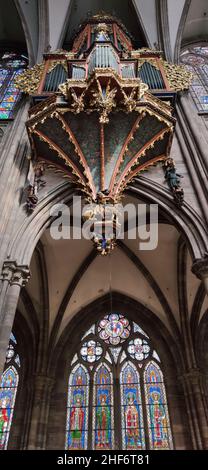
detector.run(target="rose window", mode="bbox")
[80,340,103,363]
[127,338,150,361]
[98,313,131,345]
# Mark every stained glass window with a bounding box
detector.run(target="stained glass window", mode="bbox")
[120,362,145,449]
[0,333,20,450]
[66,314,173,449]
[66,364,89,450]
[0,367,19,450]
[93,363,114,450]
[180,44,208,112]
[0,53,27,120]
[144,361,173,449]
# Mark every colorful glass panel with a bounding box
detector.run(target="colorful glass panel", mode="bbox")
[66,316,174,450]
[98,313,131,345]
[80,340,102,363]
[66,364,89,450]
[5,334,20,366]
[93,364,114,449]
[120,362,145,450]
[0,55,26,120]
[0,366,19,450]
[144,361,173,449]
[127,338,150,361]
[180,44,208,112]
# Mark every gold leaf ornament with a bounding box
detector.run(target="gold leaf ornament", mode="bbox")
[14,63,45,94]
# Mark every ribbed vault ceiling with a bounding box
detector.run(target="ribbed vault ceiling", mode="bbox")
[23,197,207,347]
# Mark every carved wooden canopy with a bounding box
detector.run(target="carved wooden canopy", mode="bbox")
[15,14,190,205]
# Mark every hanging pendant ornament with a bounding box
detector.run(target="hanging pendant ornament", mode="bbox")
[83,193,122,255]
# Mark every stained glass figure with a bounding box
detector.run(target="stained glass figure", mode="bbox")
[127,338,150,361]
[98,313,130,345]
[0,366,19,450]
[66,364,89,450]
[80,340,102,363]
[120,362,145,450]
[144,361,173,449]
[93,363,114,449]
[180,44,208,112]
[0,54,26,120]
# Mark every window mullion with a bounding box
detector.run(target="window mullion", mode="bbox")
[114,369,122,450]
[88,376,93,450]
[140,370,149,450]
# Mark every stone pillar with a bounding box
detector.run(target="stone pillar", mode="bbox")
[0,261,30,375]
[27,375,54,450]
[192,256,208,296]
[180,369,208,449]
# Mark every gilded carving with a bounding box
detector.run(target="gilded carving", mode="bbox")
[162,60,192,91]
[58,69,149,123]
[14,63,45,94]
[90,78,117,123]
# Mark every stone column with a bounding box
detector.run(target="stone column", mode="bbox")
[180,369,208,449]
[27,374,54,450]
[0,261,30,375]
[192,256,208,296]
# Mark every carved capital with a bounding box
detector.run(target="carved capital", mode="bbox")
[178,368,208,394]
[1,261,30,287]
[192,255,208,281]
[180,368,202,385]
